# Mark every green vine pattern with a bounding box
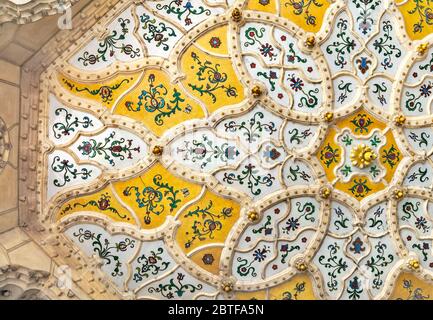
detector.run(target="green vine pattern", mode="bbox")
[125,74,188,126]
[365,242,394,290]
[183,200,233,249]
[73,228,135,277]
[123,175,183,225]
[237,245,271,277]
[368,206,385,230]
[287,128,313,145]
[77,131,141,167]
[404,81,432,113]
[243,27,277,61]
[337,81,353,104]
[286,165,312,182]
[188,52,238,103]
[408,131,430,148]
[407,167,429,184]
[77,18,140,66]
[318,243,349,292]
[140,14,177,51]
[397,279,430,300]
[333,206,350,231]
[156,1,211,27]
[281,282,306,300]
[284,0,324,26]
[326,18,357,69]
[176,134,240,169]
[224,112,277,143]
[62,78,130,104]
[133,248,171,283]
[400,201,430,233]
[148,273,203,299]
[287,73,320,108]
[281,201,316,235]
[52,108,94,139]
[407,0,433,34]
[223,163,275,196]
[51,156,92,188]
[352,0,381,35]
[63,193,127,220]
[372,20,402,70]
[372,82,388,106]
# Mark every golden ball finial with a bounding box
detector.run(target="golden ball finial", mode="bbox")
[320,187,332,199]
[305,36,316,48]
[394,114,406,126]
[251,85,263,98]
[247,211,259,222]
[393,189,405,200]
[295,260,308,272]
[152,145,164,156]
[221,281,233,293]
[324,112,334,122]
[231,8,243,22]
[350,144,377,169]
[417,43,429,55]
[408,258,420,270]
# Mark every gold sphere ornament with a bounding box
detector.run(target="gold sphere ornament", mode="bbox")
[394,114,406,126]
[417,43,429,55]
[231,8,243,22]
[295,261,308,272]
[251,85,263,98]
[393,189,405,200]
[324,112,334,122]
[247,211,259,222]
[152,145,164,156]
[408,259,420,270]
[350,144,377,169]
[221,282,233,293]
[320,187,332,199]
[305,36,316,48]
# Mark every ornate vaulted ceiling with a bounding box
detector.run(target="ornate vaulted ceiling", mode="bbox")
[1,0,433,300]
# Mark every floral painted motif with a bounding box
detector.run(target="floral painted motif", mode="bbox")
[188,51,238,103]
[62,78,131,104]
[133,248,171,282]
[125,74,188,126]
[51,155,93,188]
[78,131,141,167]
[73,228,135,277]
[148,272,204,299]
[52,108,94,139]
[283,0,324,26]
[123,175,183,225]
[77,18,140,66]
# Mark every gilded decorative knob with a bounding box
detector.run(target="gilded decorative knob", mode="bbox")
[231,8,243,22]
[251,85,263,98]
[417,43,429,55]
[324,112,334,122]
[393,188,405,200]
[221,281,233,293]
[295,261,308,272]
[305,36,316,48]
[320,187,332,199]
[152,145,164,156]
[350,144,377,169]
[408,258,420,270]
[247,211,259,222]
[394,114,406,126]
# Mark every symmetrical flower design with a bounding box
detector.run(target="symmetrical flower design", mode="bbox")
[38,0,433,300]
